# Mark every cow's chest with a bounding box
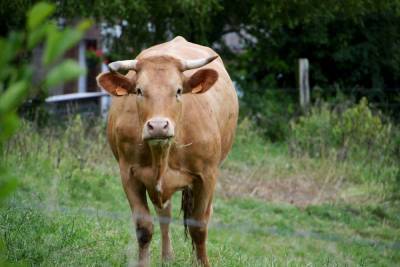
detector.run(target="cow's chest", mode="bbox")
[132,164,194,209]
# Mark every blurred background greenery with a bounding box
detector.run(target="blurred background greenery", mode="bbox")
[1,1,400,140]
[1,1,399,266]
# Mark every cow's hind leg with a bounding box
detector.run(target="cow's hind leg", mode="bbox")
[155,201,174,262]
[187,175,216,267]
[120,164,153,267]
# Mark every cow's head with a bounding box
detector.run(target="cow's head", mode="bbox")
[97,55,218,143]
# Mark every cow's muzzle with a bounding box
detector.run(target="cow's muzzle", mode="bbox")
[143,117,175,141]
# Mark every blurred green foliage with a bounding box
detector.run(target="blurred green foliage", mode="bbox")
[2,1,399,87]
[1,0,400,140]
[0,2,89,148]
[0,2,89,264]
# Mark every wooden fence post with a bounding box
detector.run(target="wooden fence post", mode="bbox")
[298,58,310,110]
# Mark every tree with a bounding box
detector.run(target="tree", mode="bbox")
[1,0,399,139]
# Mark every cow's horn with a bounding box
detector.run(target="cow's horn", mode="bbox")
[108,60,138,72]
[181,55,218,70]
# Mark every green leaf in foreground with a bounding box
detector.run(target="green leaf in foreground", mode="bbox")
[0,113,20,143]
[27,2,55,31]
[0,33,23,76]
[77,19,93,32]
[45,60,86,88]
[27,23,49,49]
[0,81,29,114]
[42,24,85,66]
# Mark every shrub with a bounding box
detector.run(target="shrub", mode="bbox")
[290,98,393,157]
[239,89,296,141]
[289,102,338,158]
[336,98,394,161]
[289,97,398,184]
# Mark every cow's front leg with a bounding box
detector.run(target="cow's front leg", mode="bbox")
[155,201,174,262]
[120,165,153,267]
[188,175,216,267]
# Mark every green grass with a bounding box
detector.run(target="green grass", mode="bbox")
[1,117,399,266]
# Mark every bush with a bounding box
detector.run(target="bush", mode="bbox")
[239,89,296,141]
[289,98,399,184]
[290,98,393,158]
[289,102,338,158]
[337,98,394,160]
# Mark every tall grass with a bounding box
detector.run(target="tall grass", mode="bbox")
[4,108,398,206]
[0,113,399,266]
[2,116,122,210]
[289,98,399,194]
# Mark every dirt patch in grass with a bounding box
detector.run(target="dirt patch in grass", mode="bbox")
[217,168,344,207]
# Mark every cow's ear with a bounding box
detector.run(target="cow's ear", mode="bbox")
[96,72,135,96]
[184,69,218,94]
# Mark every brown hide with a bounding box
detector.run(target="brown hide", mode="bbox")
[106,36,238,207]
[99,36,238,266]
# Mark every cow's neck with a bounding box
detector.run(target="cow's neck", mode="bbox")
[144,139,194,209]
[148,140,171,204]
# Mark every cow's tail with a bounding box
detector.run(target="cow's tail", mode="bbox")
[181,186,194,240]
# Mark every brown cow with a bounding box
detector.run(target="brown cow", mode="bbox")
[97,36,238,267]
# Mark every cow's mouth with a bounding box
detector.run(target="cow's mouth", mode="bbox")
[146,136,174,146]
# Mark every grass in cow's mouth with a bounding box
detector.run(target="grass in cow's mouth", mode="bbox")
[1,117,399,266]
[147,137,173,146]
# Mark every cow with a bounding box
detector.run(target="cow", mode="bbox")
[96,36,238,267]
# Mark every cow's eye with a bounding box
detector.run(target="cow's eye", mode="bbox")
[176,88,182,96]
[136,88,143,96]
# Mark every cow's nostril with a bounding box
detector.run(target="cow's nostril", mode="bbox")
[163,121,169,129]
[144,118,174,140]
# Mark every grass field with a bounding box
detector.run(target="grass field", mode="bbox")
[1,117,399,266]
